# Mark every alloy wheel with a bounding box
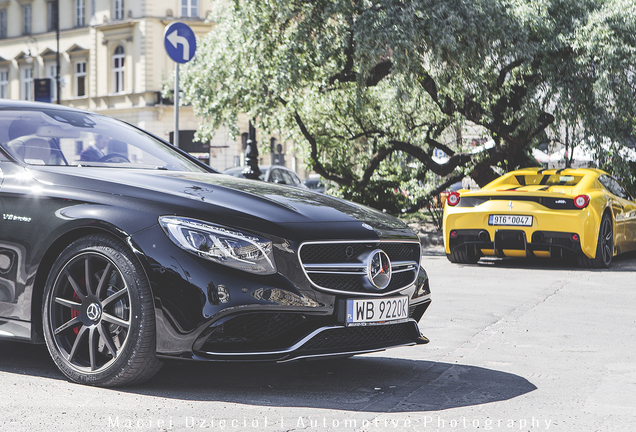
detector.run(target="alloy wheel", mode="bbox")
[48,252,131,373]
[599,216,613,266]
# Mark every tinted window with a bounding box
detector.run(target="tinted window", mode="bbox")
[270,169,284,183]
[281,170,295,185]
[289,171,302,184]
[599,174,632,200]
[0,108,208,172]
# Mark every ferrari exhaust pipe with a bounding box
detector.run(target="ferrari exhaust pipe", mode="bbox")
[532,232,544,243]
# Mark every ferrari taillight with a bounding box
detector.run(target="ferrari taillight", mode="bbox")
[574,195,590,209]
[447,191,460,206]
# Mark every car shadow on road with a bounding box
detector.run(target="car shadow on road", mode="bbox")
[471,250,636,272]
[0,341,536,413]
[133,357,537,412]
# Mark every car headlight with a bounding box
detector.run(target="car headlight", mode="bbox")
[159,216,276,275]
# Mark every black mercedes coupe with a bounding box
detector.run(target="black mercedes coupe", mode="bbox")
[0,101,431,386]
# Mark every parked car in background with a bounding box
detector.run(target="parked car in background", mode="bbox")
[303,175,327,193]
[443,167,636,268]
[0,100,432,387]
[224,165,308,189]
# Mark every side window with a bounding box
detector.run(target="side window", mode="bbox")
[290,171,302,184]
[281,170,295,185]
[600,174,631,200]
[610,178,630,200]
[270,169,284,183]
[598,175,613,193]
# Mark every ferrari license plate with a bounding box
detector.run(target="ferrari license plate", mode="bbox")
[489,215,533,226]
[346,296,409,326]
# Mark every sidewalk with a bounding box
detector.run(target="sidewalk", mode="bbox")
[404,219,445,255]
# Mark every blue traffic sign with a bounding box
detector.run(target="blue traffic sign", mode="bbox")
[164,22,197,64]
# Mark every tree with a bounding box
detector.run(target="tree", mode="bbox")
[180,0,636,213]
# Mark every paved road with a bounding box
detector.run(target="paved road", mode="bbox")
[1,247,635,432]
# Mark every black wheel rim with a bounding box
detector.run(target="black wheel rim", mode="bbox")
[48,252,131,373]
[600,217,613,265]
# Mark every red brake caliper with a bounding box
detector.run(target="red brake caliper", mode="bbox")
[71,292,81,335]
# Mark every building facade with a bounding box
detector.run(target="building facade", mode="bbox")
[0,0,301,173]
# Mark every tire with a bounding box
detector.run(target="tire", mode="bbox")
[577,213,613,269]
[42,234,162,386]
[446,248,480,264]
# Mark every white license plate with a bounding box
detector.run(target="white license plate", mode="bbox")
[488,215,533,226]
[346,296,409,326]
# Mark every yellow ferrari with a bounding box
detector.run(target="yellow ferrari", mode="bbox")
[443,167,636,267]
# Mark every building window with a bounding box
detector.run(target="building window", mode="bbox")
[114,0,124,20]
[23,4,32,35]
[75,0,85,27]
[112,45,125,93]
[21,67,33,100]
[47,2,57,32]
[0,70,8,99]
[181,0,198,17]
[0,9,7,39]
[75,61,86,97]
[46,64,58,102]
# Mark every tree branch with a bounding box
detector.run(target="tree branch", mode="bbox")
[293,111,353,186]
[389,140,472,176]
[357,146,395,191]
[365,60,392,87]
[496,58,525,88]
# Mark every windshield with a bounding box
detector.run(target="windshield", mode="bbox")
[0,108,209,172]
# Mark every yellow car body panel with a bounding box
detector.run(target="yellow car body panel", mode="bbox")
[442,167,636,265]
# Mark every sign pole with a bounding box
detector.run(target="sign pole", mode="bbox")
[56,0,60,104]
[163,21,196,149]
[174,62,179,148]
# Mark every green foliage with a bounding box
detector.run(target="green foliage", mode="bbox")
[179,0,636,214]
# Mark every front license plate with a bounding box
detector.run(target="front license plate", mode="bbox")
[488,215,533,226]
[346,296,409,326]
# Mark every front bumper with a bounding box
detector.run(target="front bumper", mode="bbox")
[132,225,432,362]
[186,300,430,362]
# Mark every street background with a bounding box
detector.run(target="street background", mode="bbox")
[1,236,635,432]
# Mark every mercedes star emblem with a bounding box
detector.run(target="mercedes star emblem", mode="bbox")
[367,249,392,290]
[86,303,102,322]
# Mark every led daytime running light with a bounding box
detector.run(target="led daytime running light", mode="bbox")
[159,217,276,275]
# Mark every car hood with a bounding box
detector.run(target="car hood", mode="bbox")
[30,167,413,237]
